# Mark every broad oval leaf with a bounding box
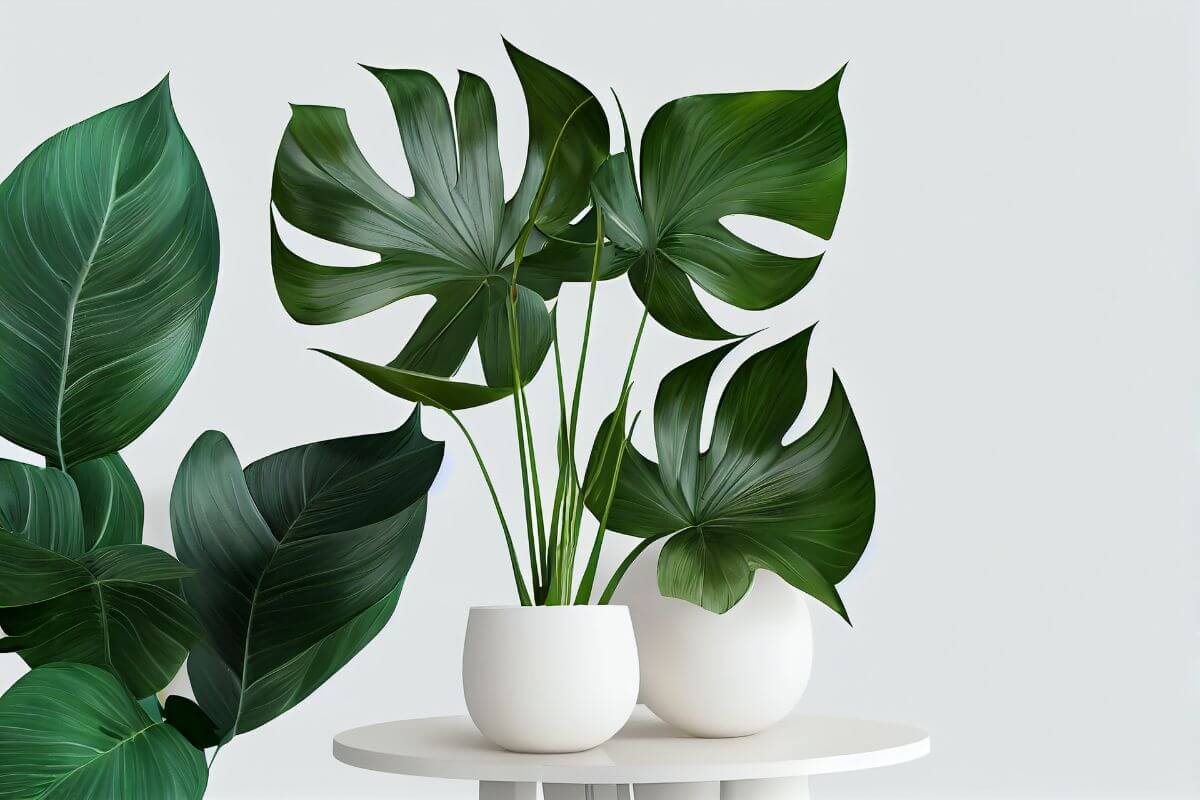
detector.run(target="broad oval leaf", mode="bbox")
[68,453,144,549]
[529,70,847,341]
[0,77,219,469]
[270,41,607,401]
[0,532,203,697]
[0,663,207,800]
[0,459,85,555]
[585,327,874,619]
[171,409,443,739]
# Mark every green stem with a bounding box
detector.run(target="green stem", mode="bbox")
[571,306,650,603]
[575,411,640,604]
[598,530,674,605]
[446,408,532,606]
[505,296,545,599]
[509,96,596,291]
[208,744,223,770]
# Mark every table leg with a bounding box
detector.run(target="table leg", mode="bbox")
[720,778,810,800]
[633,783,719,800]
[544,784,633,800]
[480,782,537,800]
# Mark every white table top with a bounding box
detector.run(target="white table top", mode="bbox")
[333,706,930,784]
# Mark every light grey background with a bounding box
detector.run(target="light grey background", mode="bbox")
[0,1,1196,798]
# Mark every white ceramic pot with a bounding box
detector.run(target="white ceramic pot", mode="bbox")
[462,605,640,753]
[612,544,812,738]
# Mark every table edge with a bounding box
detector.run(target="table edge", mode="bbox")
[331,731,930,783]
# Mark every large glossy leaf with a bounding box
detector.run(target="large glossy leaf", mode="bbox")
[68,453,144,549]
[271,41,607,403]
[0,78,219,469]
[171,409,442,738]
[529,70,847,340]
[0,532,203,697]
[0,663,207,800]
[585,327,874,618]
[0,459,85,555]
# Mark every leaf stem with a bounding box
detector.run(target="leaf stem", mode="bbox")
[509,96,596,292]
[445,408,532,606]
[505,296,545,600]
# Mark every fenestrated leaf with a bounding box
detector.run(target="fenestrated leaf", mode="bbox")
[0,533,203,697]
[0,663,207,800]
[172,410,442,738]
[0,77,218,469]
[271,40,606,402]
[0,459,85,555]
[585,327,874,618]
[68,453,143,549]
[528,69,847,341]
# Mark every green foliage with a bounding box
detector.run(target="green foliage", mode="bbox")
[0,664,208,800]
[0,78,218,470]
[0,77,444,799]
[528,71,847,339]
[0,532,203,697]
[171,409,442,739]
[68,453,144,550]
[270,41,608,407]
[584,328,874,618]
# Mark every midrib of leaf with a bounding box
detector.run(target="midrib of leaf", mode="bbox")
[53,167,120,471]
[36,720,157,799]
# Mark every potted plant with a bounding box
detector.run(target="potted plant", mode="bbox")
[0,80,445,798]
[270,41,875,748]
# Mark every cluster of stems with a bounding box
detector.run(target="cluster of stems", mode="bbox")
[444,99,650,606]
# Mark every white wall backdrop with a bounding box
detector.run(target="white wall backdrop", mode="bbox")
[1,1,1196,798]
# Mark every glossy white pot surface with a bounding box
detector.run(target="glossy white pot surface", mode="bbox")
[612,546,812,738]
[463,605,639,753]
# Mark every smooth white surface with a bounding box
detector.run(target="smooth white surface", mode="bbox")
[614,546,813,737]
[462,606,639,753]
[332,706,930,783]
[1,2,1195,798]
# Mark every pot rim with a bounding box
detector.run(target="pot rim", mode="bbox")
[468,604,630,614]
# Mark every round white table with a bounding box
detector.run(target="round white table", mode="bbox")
[333,706,930,800]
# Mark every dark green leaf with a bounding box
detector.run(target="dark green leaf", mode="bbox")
[163,695,221,750]
[315,349,514,410]
[0,459,85,555]
[172,410,441,738]
[585,328,874,619]
[68,453,143,549]
[0,663,207,800]
[529,70,847,341]
[271,42,606,401]
[0,77,219,469]
[0,533,203,697]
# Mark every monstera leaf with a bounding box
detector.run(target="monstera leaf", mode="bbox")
[528,69,847,340]
[585,327,874,618]
[0,532,203,697]
[270,41,608,408]
[171,409,443,739]
[0,78,219,469]
[0,663,207,800]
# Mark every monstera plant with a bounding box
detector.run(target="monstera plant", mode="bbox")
[0,81,444,799]
[270,41,872,612]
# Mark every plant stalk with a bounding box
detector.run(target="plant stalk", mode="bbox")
[446,408,532,606]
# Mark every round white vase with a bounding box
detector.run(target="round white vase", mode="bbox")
[462,605,639,753]
[611,545,812,738]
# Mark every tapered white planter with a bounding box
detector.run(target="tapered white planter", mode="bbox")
[463,605,639,753]
[612,545,813,738]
